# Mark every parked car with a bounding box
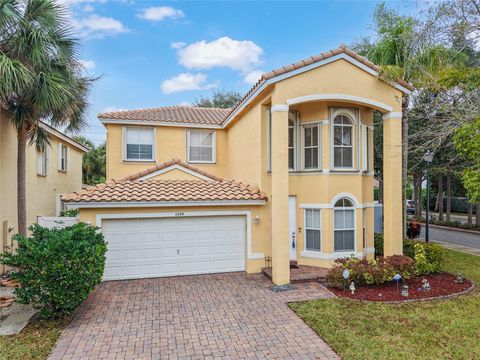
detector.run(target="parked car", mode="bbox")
[406,199,415,215]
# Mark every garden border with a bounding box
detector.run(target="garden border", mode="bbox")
[333,280,476,304]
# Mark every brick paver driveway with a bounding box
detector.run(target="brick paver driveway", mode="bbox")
[50,273,339,360]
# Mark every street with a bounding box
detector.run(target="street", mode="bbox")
[420,225,480,255]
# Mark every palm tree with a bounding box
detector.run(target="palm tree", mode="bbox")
[74,136,106,185]
[355,3,466,236]
[0,0,93,235]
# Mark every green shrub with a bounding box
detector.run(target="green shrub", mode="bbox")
[403,239,444,274]
[374,233,384,257]
[0,223,107,318]
[326,255,415,289]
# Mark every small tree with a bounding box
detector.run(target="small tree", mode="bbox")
[0,223,107,318]
[193,90,242,109]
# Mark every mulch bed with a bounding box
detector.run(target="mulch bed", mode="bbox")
[329,273,474,302]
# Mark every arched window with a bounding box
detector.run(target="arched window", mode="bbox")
[334,197,355,252]
[333,114,354,168]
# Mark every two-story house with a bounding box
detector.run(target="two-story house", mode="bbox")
[1,115,87,273]
[62,45,412,286]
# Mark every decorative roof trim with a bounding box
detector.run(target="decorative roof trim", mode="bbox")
[40,122,88,152]
[138,164,215,182]
[286,94,394,112]
[100,118,222,129]
[65,200,266,209]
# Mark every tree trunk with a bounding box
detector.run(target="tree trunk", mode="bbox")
[437,173,444,221]
[402,95,409,238]
[17,130,28,236]
[446,173,451,222]
[468,202,473,224]
[476,202,480,228]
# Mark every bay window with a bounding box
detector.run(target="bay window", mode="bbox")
[303,124,320,170]
[333,114,354,168]
[305,209,321,252]
[334,198,355,252]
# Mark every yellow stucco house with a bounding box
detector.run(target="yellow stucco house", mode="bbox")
[63,45,412,285]
[0,115,87,266]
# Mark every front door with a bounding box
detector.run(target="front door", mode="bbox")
[288,196,297,261]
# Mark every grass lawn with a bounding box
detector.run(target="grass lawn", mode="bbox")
[0,316,70,360]
[290,249,480,360]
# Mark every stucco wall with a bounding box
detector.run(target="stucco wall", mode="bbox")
[0,117,84,240]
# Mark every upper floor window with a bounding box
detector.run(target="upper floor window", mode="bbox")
[57,144,69,172]
[333,114,354,168]
[334,197,355,252]
[37,149,48,176]
[187,130,216,163]
[288,118,295,170]
[125,127,154,161]
[303,124,320,170]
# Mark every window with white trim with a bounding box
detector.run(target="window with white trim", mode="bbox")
[334,198,355,252]
[58,144,68,172]
[333,114,354,168]
[266,108,272,172]
[305,209,321,252]
[37,150,48,176]
[288,118,295,170]
[125,127,154,161]
[187,130,216,163]
[303,124,320,170]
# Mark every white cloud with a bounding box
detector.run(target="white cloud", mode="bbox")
[138,6,185,21]
[72,14,127,39]
[244,70,263,85]
[82,4,94,12]
[178,101,192,107]
[176,36,263,74]
[80,59,96,70]
[171,41,186,49]
[161,73,217,94]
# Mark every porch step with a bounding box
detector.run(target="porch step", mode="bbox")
[262,266,328,284]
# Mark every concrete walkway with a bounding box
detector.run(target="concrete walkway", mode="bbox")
[49,273,339,360]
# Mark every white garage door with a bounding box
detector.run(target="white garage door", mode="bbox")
[101,215,246,280]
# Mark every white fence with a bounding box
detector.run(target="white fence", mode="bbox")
[37,216,77,229]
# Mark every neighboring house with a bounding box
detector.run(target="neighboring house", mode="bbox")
[62,45,412,286]
[0,114,87,264]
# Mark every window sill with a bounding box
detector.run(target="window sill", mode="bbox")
[330,168,359,173]
[301,250,360,260]
[187,161,216,165]
[122,159,156,163]
[37,174,47,177]
[58,170,67,174]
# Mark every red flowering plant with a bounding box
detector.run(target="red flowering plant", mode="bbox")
[407,220,422,239]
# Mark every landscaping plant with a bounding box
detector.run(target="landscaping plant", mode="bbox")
[0,223,107,318]
[406,220,421,239]
[326,255,415,288]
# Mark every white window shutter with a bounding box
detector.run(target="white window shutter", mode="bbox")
[57,143,62,170]
[37,152,43,175]
[66,146,70,172]
[45,146,50,175]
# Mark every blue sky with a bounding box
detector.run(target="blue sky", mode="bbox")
[68,0,415,144]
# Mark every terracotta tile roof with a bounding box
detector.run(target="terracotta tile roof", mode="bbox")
[98,106,230,125]
[97,45,413,127]
[226,44,414,119]
[62,160,267,203]
[62,179,267,203]
[120,158,222,181]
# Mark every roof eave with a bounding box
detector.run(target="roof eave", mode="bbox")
[64,199,267,209]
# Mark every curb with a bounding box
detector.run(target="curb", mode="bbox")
[419,222,480,235]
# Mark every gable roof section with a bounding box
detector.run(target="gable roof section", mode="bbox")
[98,45,413,128]
[62,159,267,206]
[120,158,221,182]
[39,121,88,152]
[98,106,229,127]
